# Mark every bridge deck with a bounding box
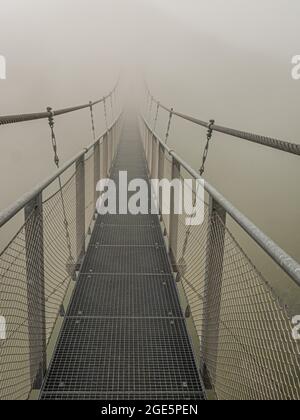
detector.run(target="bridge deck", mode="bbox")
[40,121,204,400]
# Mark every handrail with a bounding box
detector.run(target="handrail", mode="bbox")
[0,80,119,126]
[146,87,300,156]
[141,114,300,287]
[0,111,122,229]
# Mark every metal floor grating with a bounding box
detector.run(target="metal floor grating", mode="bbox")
[81,245,171,274]
[67,274,182,318]
[40,121,205,401]
[111,170,149,180]
[90,225,164,246]
[40,393,204,400]
[96,213,159,226]
[41,318,203,400]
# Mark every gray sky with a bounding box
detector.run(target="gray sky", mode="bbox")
[150,0,300,55]
[1,0,300,112]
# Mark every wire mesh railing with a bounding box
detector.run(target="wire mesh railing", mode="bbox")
[0,107,122,399]
[140,115,300,400]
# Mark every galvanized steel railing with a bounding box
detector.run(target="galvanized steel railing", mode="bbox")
[145,86,300,156]
[0,81,118,126]
[0,86,122,399]
[140,113,300,400]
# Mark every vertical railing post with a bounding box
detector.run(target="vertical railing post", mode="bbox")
[169,157,180,269]
[25,192,46,389]
[158,143,165,218]
[114,124,117,159]
[103,133,108,177]
[147,131,150,168]
[113,124,116,156]
[200,196,226,389]
[111,125,115,161]
[108,130,112,173]
[76,155,85,261]
[149,135,153,177]
[110,128,113,170]
[147,133,152,175]
[151,136,158,178]
[94,139,100,210]
[143,125,146,151]
[145,129,148,159]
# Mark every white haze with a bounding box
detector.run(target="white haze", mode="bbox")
[0,0,299,309]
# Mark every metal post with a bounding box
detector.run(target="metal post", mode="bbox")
[113,125,116,157]
[103,133,108,177]
[106,132,110,176]
[25,193,46,389]
[147,133,152,175]
[114,125,117,158]
[145,130,149,163]
[94,139,100,209]
[76,155,85,260]
[111,126,115,161]
[158,143,165,218]
[143,125,147,149]
[151,136,158,178]
[169,158,180,269]
[200,196,226,389]
[108,130,113,173]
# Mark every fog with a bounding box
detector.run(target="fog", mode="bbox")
[0,0,299,309]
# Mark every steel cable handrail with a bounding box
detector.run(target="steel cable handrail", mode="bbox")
[0,80,119,126]
[146,87,300,156]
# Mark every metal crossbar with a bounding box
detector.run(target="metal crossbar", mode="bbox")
[140,114,300,400]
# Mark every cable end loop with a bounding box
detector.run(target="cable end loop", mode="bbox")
[47,106,55,128]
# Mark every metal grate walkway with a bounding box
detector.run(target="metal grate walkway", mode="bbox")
[39,120,205,400]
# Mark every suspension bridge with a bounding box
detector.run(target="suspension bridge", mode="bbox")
[0,81,299,401]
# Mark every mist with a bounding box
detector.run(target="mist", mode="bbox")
[0,0,300,308]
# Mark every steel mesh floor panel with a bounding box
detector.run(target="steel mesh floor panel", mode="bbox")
[40,392,204,400]
[90,225,164,246]
[113,162,147,170]
[81,246,171,274]
[41,318,204,400]
[68,274,182,317]
[111,171,149,181]
[96,214,159,226]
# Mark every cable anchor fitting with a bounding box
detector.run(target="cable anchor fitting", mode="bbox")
[153,101,160,131]
[89,101,96,141]
[47,107,60,167]
[199,119,215,176]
